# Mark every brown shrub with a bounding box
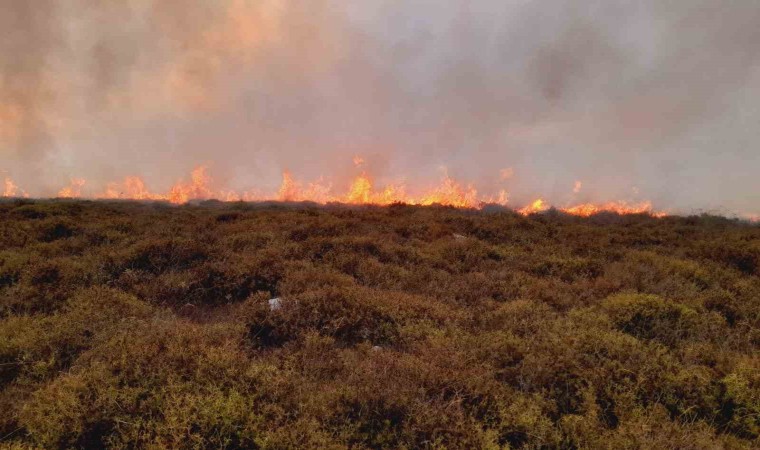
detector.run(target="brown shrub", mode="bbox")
[0,201,758,448]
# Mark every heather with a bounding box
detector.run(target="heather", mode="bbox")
[0,199,758,449]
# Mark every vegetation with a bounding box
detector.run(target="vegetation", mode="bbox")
[0,199,758,449]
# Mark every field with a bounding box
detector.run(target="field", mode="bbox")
[0,199,758,449]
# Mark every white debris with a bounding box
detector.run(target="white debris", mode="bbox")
[453,233,467,241]
[268,297,282,311]
[372,345,382,352]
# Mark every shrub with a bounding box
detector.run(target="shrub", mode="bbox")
[602,293,711,346]
[0,251,26,289]
[721,357,760,439]
[0,201,758,448]
[37,220,77,242]
[244,287,401,347]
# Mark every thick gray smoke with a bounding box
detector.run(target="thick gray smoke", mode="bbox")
[1,0,759,215]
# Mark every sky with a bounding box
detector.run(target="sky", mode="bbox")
[1,0,759,215]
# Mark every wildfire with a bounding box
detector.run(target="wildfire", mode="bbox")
[346,174,373,204]
[417,175,479,208]
[276,171,333,203]
[168,166,213,204]
[3,178,16,197]
[3,176,27,198]
[57,178,86,198]
[277,171,300,202]
[30,158,671,218]
[518,199,548,216]
[102,176,163,201]
[561,201,662,217]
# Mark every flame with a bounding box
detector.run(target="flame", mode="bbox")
[303,178,334,204]
[344,174,407,205]
[101,176,163,201]
[31,158,670,218]
[346,173,373,204]
[561,201,662,217]
[376,184,407,205]
[57,178,86,198]
[417,175,479,208]
[277,171,301,202]
[168,166,213,204]
[2,177,22,197]
[482,189,509,206]
[3,176,27,198]
[518,199,548,216]
[98,168,214,204]
[276,171,334,203]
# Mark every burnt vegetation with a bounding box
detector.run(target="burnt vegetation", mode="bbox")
[0,199,758,449]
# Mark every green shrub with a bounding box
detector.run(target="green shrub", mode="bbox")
[721,357,760,439]
[602,293,719,346]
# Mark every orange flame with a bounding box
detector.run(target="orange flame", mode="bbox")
[417,175,479,208]
[276,171,334,203]
[168,166,213,204]
[346,173,373,204]
[102,176,163,201]
[277,171,300,202]
[518,199,548,216]
[561,201,662,217]
[57,178,86,198]
[32,159,669,218]
[482,190,509,206]
[3,177,26,198]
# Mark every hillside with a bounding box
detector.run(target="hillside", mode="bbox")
[0,200,758,448]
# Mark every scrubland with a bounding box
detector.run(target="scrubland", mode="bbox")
[0,199,758,449]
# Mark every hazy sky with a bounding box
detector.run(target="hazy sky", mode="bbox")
[1,0,759,214]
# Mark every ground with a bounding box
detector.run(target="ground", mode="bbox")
[0,199,758,449]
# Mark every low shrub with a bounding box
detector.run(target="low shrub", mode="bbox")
[0,201,757,448]
[601,293,724,347]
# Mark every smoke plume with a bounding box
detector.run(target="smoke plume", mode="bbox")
[1,0,758,215]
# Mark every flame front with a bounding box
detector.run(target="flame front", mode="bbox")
[102,176,166,201]
[6,158,676,217]
[561,201,661,217]
[168,166,213,204]
[518,199,548,216]
[3,176,27,198]
[417,175,479,208]
[57,178,86,198]
[346,174,373,204]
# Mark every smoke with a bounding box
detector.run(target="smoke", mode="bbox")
[1,0,758,215]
